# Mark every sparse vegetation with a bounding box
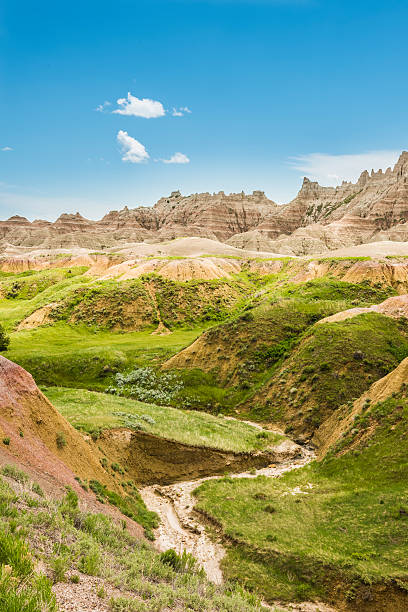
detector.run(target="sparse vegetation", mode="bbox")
[56,431,67,449]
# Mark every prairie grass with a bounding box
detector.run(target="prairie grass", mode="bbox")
[4,323,203,388]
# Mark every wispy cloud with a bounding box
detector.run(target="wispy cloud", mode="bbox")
[95,101,111,112]
[161,152,190,164]
[117,130,150,163]
[289,150,401,185]
[172,106,192,117]
[113,93,165,118]
[1,146,13,151]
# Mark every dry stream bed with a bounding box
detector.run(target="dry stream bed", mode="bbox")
[140,439,335,611]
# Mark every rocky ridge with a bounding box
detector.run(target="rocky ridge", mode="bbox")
[1,152,408,255]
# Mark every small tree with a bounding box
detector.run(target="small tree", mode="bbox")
[0,324,9,352]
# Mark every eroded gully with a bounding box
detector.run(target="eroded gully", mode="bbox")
[140,442,316,586]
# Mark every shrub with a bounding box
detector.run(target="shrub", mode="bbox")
[1,465,28,484]
[32,483,44,497]
[0,324,10,352]
[59,487,79,518]
[0,531,33,577]
[107,367,183,406]
[79,549,100,576]
[56,432,67,449]
[159,549,198,573]
[97,585,106,599]
[50,556,69,583]
[2,438,10,446]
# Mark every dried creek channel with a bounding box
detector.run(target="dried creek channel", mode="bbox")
[140,442,316,585]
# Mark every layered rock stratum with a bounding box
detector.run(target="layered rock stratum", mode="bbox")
[1,151,408,255]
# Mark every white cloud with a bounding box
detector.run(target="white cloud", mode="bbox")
[117,130,150,163]
[1,146,13,151]
[162,152,190,164]
[95,101,111,112]
[113,93,165,118]
[289,150,401,185]
[172,106,192,117]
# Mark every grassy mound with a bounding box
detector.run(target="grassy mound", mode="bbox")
[194,390,408,605]
[150,275,251,327]
[50,279,157,331]
[43,387,282,453]
[248,313,408,436]
[0,266,88,300]
[0,267,93,331]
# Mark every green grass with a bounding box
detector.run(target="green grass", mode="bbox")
[42,386,282,452]
[0,478,57,611]
[0,266,88,301]
[4,323,202,389]
[277,278,393,303]
[310,256,371,262]
[164,279,397,406]
[87,479,159,540]
[195,394,408,602]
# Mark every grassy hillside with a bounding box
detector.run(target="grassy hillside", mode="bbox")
[43,387,282,452]
[165,279,395,385]
[150,275,252,327]
[0,267,256,332]
[164,280,401,425]
[247,312,408,435]
[194,389,408,606]
[0,268,93,331]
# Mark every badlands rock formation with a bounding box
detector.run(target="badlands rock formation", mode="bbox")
[229,151,408,254]
[1,151,408,255]
[0,190,277,252]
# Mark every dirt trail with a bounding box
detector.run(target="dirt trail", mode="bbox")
[140,447,315,585]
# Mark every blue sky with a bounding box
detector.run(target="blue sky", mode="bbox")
[0,0,407,220]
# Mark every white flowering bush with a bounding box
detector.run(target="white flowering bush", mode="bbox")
[112,411,157,430]
[106,367,183,405]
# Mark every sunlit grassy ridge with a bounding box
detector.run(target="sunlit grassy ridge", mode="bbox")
[247,312,408,429]
[0,268,93,331]
[43,387,282,452]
